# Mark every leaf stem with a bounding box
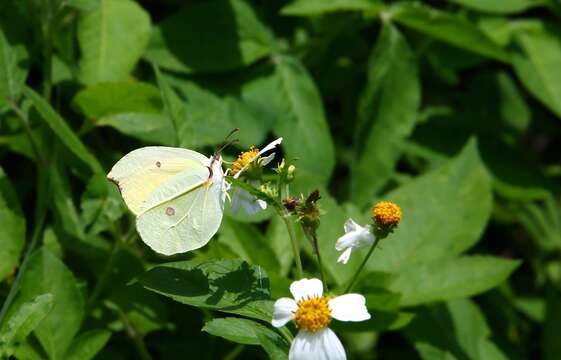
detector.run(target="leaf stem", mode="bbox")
[281,213,304,279]
[344,236,381,293]
[224,344,245,360]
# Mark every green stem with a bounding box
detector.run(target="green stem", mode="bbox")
[312,234,327,291]
[281,213,304,279]
[224,344,245,360]
[7,100,43,163]
[344,237,381,293]
[106,301,152,360]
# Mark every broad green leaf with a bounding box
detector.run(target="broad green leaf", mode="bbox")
[167,77,269,148]
[406,299,508,360]
[144,0,275,73]
[78,0,151,84]
[365,139,492,273]
[23,86,103,174]
[447,0,543,14]
[72,81,173,144]
[64,330,111,360]
[273,55,335,187]
[0,167,25,281]
[203,317,263,345]
[0,4,29,104]
[544,287,561,360]
[391,256,520,306]
[13,248,84,360]
[0,294,53,346]
[281,0,382,16]
[351,23,420,203]
[80,174,125,237]
[392,3,509,62]
[512,27,561,120]
[153,64,180,146]
[251,321,290,360]
[140,259,272,321]
[219,218,281,273]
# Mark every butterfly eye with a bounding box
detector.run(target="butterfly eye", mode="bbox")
[165,207,175,216]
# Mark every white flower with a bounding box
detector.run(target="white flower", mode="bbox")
[232,137,283,179]
[335,219,375,264]
[272,278,370,360]
[230,180,268,215]
[230,138,282,214]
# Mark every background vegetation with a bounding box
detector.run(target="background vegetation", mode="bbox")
[1,0,561,358]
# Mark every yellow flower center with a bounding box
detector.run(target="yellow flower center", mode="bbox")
[293,296,332,332]
[372,201,401,226]
[230,147,259,176]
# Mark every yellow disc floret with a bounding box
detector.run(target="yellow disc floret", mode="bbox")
[293,296,332,332]
[230,147,259,176]
[372,201,401,226]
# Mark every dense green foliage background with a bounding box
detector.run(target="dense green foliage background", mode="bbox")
[1,0,561,358]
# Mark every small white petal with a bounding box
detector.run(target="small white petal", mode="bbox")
[290,278,323,301]
[289,329,346,360]
[337,248,352,264]
[329,294,371,322]
[260,152,276,166]
[258,137,283,156]
[272,297,297,328]
[257,199,268,210]
[335,232,359,252]
[343,218,360,233]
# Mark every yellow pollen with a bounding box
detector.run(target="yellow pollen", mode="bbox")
[293,296,332,332]
[230,147,259,176]
[372,201,401,226]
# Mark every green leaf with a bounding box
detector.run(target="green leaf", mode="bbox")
[273,55,335,187]
[64,330,111,360]
[365,139,492,273]
[140,259,272,321]
[544,287,561,360]
[80,174,125,237]
[78,0,151,84]
[144,0,275,73]
[12,248,84,360]
[0,294,53,346]
[50,164,86,240]
[405,299,508,360]
[72,81,173,144]
[0,167,25,281]
[512,26,561,120]
[167,77,269,149]
[281,0,382,16]
[391,256,520,306]
[0,4,29,104]
[392,3,509,62]
[203,317,262,345]
[446,0,543,14]
[351,23,420,202]
[23,86,103,174]
[203,317,289,358]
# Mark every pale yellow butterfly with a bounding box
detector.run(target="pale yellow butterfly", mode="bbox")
[107,145,230,255]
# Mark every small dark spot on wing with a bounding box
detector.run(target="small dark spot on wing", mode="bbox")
[166,207,175,216]
[156,161,162,168]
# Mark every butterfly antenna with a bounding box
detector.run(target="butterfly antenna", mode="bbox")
[215,138,239,155]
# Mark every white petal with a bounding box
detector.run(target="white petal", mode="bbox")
[335,232,359,251]
[290,278,323,301]
[260,152,276,166]
[258,137,283,156]
[329,294,371,322]
[343,218,359,233]
[289,329,346,360]
[257,199,268,209]
[337,248,352,264]
[272,297,297,328]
